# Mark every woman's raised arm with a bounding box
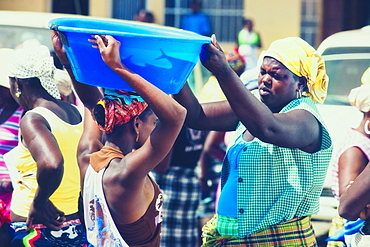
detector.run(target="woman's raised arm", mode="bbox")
[91,35,186,178]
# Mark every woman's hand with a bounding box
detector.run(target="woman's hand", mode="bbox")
[89,35,124,70]
[200,34,229,76]
[26,199,65,231]
[51,30,70,66]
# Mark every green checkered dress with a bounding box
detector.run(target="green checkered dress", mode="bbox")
[220,95,333,238]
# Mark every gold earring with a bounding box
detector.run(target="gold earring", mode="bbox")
[15,91,21,98]
[136,132,140,143]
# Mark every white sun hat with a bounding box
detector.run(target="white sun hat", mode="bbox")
[0,48,15,88]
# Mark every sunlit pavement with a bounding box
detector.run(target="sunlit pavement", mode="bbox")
[313,204,337,247]
[313,218,332,246]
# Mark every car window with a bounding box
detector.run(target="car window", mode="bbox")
[322,54,370,105]
[0,25,52,50]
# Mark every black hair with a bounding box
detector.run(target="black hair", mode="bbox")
[16,77,45,94]
[17,77,41,86]
[92,103,153,133]
[137,106,153,122]
[135,9,155,23]
[243,18,253,26]
[93,103,105,128]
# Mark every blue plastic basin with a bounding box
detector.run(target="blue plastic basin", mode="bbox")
[49,17,211,93]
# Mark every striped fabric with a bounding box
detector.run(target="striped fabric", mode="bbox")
[0,107,22,180]
[202,215,317,246]
[10,220,87,246]
[151,167,201,247]
[351,229,370,247]
[216,214,238,237]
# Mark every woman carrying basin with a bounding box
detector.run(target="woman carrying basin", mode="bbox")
[173,35,333,246]
[52,31,186,246]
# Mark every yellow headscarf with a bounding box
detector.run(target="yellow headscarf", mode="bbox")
[262,37,328,103]
[361,67,370,85]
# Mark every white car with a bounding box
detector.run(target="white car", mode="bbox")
[314,26,370,219]
[0,11,128,70]
[0,11,76,50]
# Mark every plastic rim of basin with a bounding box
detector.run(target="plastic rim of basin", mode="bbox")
[49,17,211,94]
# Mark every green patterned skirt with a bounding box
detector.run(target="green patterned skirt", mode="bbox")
[201,214,317,246]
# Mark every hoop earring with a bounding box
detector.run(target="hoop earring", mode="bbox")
[364,120,370,135]
[136,132,140,143]
[296,89,302,99]
[15,91,21,98]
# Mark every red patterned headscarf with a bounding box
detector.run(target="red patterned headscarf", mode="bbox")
[93,89,148,134]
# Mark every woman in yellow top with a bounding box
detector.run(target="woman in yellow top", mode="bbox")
[4,45,86,246]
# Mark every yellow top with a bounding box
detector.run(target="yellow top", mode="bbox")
[9,107,83,217]
[198,75,227,103]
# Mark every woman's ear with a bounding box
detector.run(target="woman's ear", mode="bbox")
[10,78,21,96]
[298,76,308,91]
[133,116,140,132]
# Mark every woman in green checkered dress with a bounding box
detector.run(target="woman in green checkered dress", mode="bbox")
[174,35,333,246]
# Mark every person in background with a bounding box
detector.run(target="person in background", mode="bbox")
[4,45,86,246]
[181,1,211,36]
[237,18,262,70]
[339,162,370,247]
[134,9,155,23]
[181,1,211,95]
[333,84,370,247]
[52,31,186,246]
[54,69,76,105]
[327,76,370,247]
[198,48,246,103]
[174,35,333,246]
[0,48,22,247]
[151,125,207,247]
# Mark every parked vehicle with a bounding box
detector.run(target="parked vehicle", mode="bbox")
[0,11,73,50]
[314,26,370,219]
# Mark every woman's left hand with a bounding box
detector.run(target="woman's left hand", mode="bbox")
[26,199,65,231]
[51,30,70,66]
[200,34,229,76]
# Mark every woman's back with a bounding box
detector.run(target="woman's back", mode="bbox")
[36,98,81,125]
[9,105,83,217]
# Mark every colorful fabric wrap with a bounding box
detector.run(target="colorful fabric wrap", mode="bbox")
[8,45,61,100]
[94,89,148,134]
[202,215,316,247]
[226,48,245,72]
[262,37,328,103]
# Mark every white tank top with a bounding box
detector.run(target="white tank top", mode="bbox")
[83,165,129,247]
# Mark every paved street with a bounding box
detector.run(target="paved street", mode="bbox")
[312,218,332,247]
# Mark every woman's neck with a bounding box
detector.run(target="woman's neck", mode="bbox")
[105,140,134,156]
[22,87,58,110]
